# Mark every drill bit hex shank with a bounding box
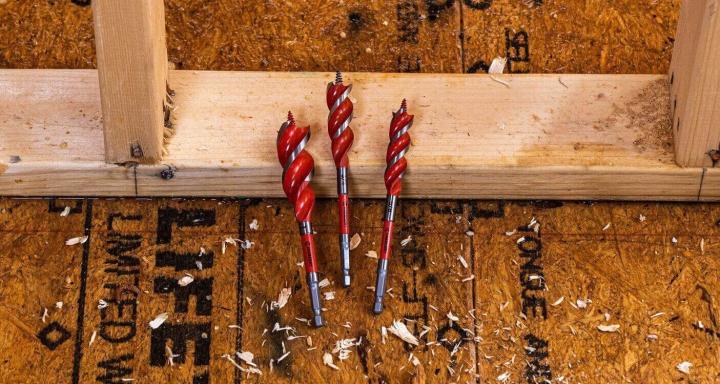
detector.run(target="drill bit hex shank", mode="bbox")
[277,112,323,327]
[373,100,413,314]
[327,72,355,287]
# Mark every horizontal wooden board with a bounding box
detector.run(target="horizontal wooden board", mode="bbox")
[0,69,712,200]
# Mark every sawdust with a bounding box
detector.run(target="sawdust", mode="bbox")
[628,78,674,155]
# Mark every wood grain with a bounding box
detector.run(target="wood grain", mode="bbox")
[92,0,169,163]
[669,0,720,167]
[0,69,711,200]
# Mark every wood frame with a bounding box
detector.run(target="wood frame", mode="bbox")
[0,0,718,200]
[92,0,169,164]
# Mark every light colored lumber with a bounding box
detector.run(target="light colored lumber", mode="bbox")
[669,0,720,167]
[0,69,711,200]
[92,0,168,164]
[700,168,720,201]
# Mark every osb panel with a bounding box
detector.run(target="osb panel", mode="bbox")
[472,201,720,383]
[0,0,678,74]
[462,0,680,74]
[239,199,476,383]
[1,198,720,382]
[0,0,462,73]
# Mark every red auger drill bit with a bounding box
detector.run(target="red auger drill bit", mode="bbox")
[373,99,413,314]
[327,71,354,287]
[277,111,323,327]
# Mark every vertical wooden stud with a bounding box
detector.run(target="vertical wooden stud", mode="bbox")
[92,0,169,163]
[670,0,720,167]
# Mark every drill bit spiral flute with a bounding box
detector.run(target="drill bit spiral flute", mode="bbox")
[326,72,355,287]
[277,112,323,327]
[373,100,413,314]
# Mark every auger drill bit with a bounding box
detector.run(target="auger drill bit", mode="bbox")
[277,111,323,327]
[373,99,413,315]
[326,71,355,287]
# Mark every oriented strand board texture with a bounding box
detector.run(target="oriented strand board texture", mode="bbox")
[0,0,678,74]
[1,198,719,383]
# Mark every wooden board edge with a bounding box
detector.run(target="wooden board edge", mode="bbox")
[1,162,707,201]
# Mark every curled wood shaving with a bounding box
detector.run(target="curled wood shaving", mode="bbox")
[149,312,168,329]
[400,235,412,247]
[249,219,259,230]
[488,57,507,74]
[597,324,620,333]
[271,288,292,310]
[387,320,419,345]
[60,206,71,217]
[65,236,88,246]
[323,353,340,370]
[178,274,194,287]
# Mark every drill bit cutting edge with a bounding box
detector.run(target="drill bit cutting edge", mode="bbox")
[276,111,323,327]
[373,99,413,315]
[326,71,355,287]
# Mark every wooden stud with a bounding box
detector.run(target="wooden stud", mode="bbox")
[92,0,169,164]
[669,0,720,167]
[0,69,714,200]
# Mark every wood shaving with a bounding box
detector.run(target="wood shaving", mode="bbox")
[488,56,507,74]
[447,312,459,322]
[602,223,611,231]
[457,255,469,269]
[277,352,290,362]
[97,299,108,309]
[462,275,475,282]
[489,75,510,88]
[323,353,340,370]
[149,312,168,329]
[400,235,412,247]
[505,229,516,236]
[271,288,292,310]
[465,230,474,237]
[223,354,262,375]
[60,206,71,217]
[349,233,361,250]
[497,372,510,382]
[388,320,419,345]
[89,330,97,346]
[318,278,331,288]
[597,324,620,333]
[178,273,194,287]
[575,298,589,309]
[324,291,335,301]
[65,236,88,246]
[551,296,564,306]
[55,301,63,309]
[639,214,646,222]
[365,250,378,259]
[41,307,48,323]
[676,361,692,374]
[249,219,259,230]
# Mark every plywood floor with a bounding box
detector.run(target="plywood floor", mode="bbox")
[3,1,718,383]
[1,198,719,383]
